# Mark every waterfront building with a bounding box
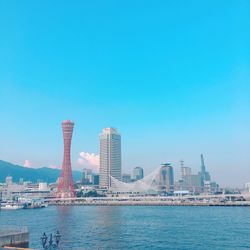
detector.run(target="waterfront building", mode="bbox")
[159,163,174,193]
[122,173,132,183]
[190,174,203,194]
[133,166,144,181]
[204,181,219,194]
[99,127,121,189]
[110,165,163,195]
[0,179,51,201]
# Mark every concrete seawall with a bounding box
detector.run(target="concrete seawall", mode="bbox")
[46,194,250,206]
[48,200,250,206]
[0,227,29,248]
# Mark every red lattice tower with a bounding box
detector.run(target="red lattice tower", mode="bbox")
[57,120,75,198]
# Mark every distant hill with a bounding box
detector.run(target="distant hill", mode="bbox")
[0,160,82,183]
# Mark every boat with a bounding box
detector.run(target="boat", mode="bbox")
[21,198,48,209]
[1,202,24,210]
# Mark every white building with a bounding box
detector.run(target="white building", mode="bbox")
[5,176,13,186]
[38,182,49,191]
[99,127,121,189]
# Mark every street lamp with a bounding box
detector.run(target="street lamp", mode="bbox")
[41,230,61,249]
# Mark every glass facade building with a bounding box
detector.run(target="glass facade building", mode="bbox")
[133,167,144,181]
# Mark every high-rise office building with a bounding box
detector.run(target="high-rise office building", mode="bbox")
[180,163,192,190]
[133,166,144,181]
[159,163,174,193]
[99,127,121,189]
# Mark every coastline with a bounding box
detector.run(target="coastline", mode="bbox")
[46,196,250,206]
[49,202,250,206]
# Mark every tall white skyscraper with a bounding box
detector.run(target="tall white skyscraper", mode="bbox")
[99,127,121,189]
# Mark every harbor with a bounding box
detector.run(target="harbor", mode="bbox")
[46,193,250,206]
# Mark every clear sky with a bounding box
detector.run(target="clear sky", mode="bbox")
[0,0,249,187]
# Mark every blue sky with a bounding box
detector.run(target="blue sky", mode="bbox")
[0,0,249,187]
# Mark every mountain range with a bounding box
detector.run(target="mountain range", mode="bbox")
[0,160,82,183]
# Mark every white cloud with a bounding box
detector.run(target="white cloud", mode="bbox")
[77,152,100,173]
[23,160,32,168]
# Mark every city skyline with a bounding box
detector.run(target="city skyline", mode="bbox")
[0,122,244,188]
[0,1,250,187]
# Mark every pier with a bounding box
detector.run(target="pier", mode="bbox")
[0,227,29,249]
[46,194,250,206]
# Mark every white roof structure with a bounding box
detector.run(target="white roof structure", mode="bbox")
[110,166,163,193]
